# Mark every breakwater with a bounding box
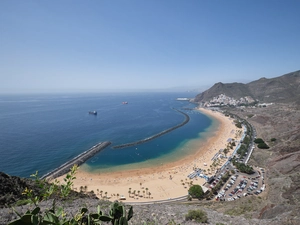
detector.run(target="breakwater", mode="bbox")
[42,141,111,180]
[112,108,190,149]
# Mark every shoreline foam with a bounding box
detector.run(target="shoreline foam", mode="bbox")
[56,108,241,202]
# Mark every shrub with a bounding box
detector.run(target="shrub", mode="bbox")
[254,138,265,144]
[235,122,242,128]
[271,138,277,142]
[258,143,269,149]
[8,165,134,225]
[232,161,254,174]
[188,185,204,199]
[185,209,208,223]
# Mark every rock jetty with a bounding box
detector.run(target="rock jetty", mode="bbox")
[42,141,111,180]
[112,108,190,149]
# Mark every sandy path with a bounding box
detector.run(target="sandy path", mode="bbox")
[56,108,241,202]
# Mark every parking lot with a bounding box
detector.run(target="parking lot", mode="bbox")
[213,167,265,201]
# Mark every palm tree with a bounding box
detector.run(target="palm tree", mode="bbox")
[148,192,151,199]
[138,190,140,196]
[80,186,84,192]
[117,193,119,199]
[105,191,107,198]
[143,190,145,197]
[145,188,148,194]
[84,185,88,192]
[128,190,131,198]
[100,190,103,197]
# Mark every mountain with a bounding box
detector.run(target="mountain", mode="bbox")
[194,70,300,103]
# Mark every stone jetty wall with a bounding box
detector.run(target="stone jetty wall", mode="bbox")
[42,141,111,180]
[112,108,190,149]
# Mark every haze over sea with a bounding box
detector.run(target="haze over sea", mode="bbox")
[0,92,215,178]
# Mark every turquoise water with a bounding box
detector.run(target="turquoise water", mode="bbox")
[0,92,213,177]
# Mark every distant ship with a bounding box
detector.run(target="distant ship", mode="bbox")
[122,102,128,104]
[89,111,97,115]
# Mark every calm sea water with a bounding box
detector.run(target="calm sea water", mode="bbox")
[0,92,213,177]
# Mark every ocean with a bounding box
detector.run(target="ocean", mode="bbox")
[0,92,215,178]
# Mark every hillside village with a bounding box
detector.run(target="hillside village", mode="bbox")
[201,94,275,108]
[202,94,256,107]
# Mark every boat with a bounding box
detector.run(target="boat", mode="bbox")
[89,111,97,115]
[122,102,128,104]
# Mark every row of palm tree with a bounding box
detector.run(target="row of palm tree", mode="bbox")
[128,187,152,199]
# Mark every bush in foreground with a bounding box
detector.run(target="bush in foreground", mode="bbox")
[7,165,133,225]
[185,209,208,223]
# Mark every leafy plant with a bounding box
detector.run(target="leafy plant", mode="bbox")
[185,209,208,223]
[8,165,134,225]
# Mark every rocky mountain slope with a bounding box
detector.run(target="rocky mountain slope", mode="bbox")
[195,70,300,103]
[219,103,300,224]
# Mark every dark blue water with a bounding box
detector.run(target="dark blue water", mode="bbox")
[0,92,212,177]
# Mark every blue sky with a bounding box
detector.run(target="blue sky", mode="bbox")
[0,0,299,93]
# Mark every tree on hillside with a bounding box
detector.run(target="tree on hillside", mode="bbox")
[254,138,265,143]
[188,185,204,199]
[258,142,270,149]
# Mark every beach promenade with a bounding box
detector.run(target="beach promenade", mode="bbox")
[55,108,242,203]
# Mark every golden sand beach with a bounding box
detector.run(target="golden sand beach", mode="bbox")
[56,108,242,202]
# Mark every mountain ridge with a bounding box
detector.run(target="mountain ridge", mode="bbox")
[194,70,300,103]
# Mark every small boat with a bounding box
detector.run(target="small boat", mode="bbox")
[89,111,97,115]
[122,102,128,104]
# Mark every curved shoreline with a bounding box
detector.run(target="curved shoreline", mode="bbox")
[55,108,242,203]
[112,108,190,149]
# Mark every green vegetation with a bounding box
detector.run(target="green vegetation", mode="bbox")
[8,165,133,225]
[258,142,270,149]
[254,138,269,149]
[243,135,250,145]
[271,138,277,142]
[237,144,248,158]
[185,209,208,223]
[254,138,264,144]
[232,161,254,174]
[235,121,242,128]
[188,185,204,199]
[211,172,230,195]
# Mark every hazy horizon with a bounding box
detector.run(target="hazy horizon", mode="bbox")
[1,0,299,94]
